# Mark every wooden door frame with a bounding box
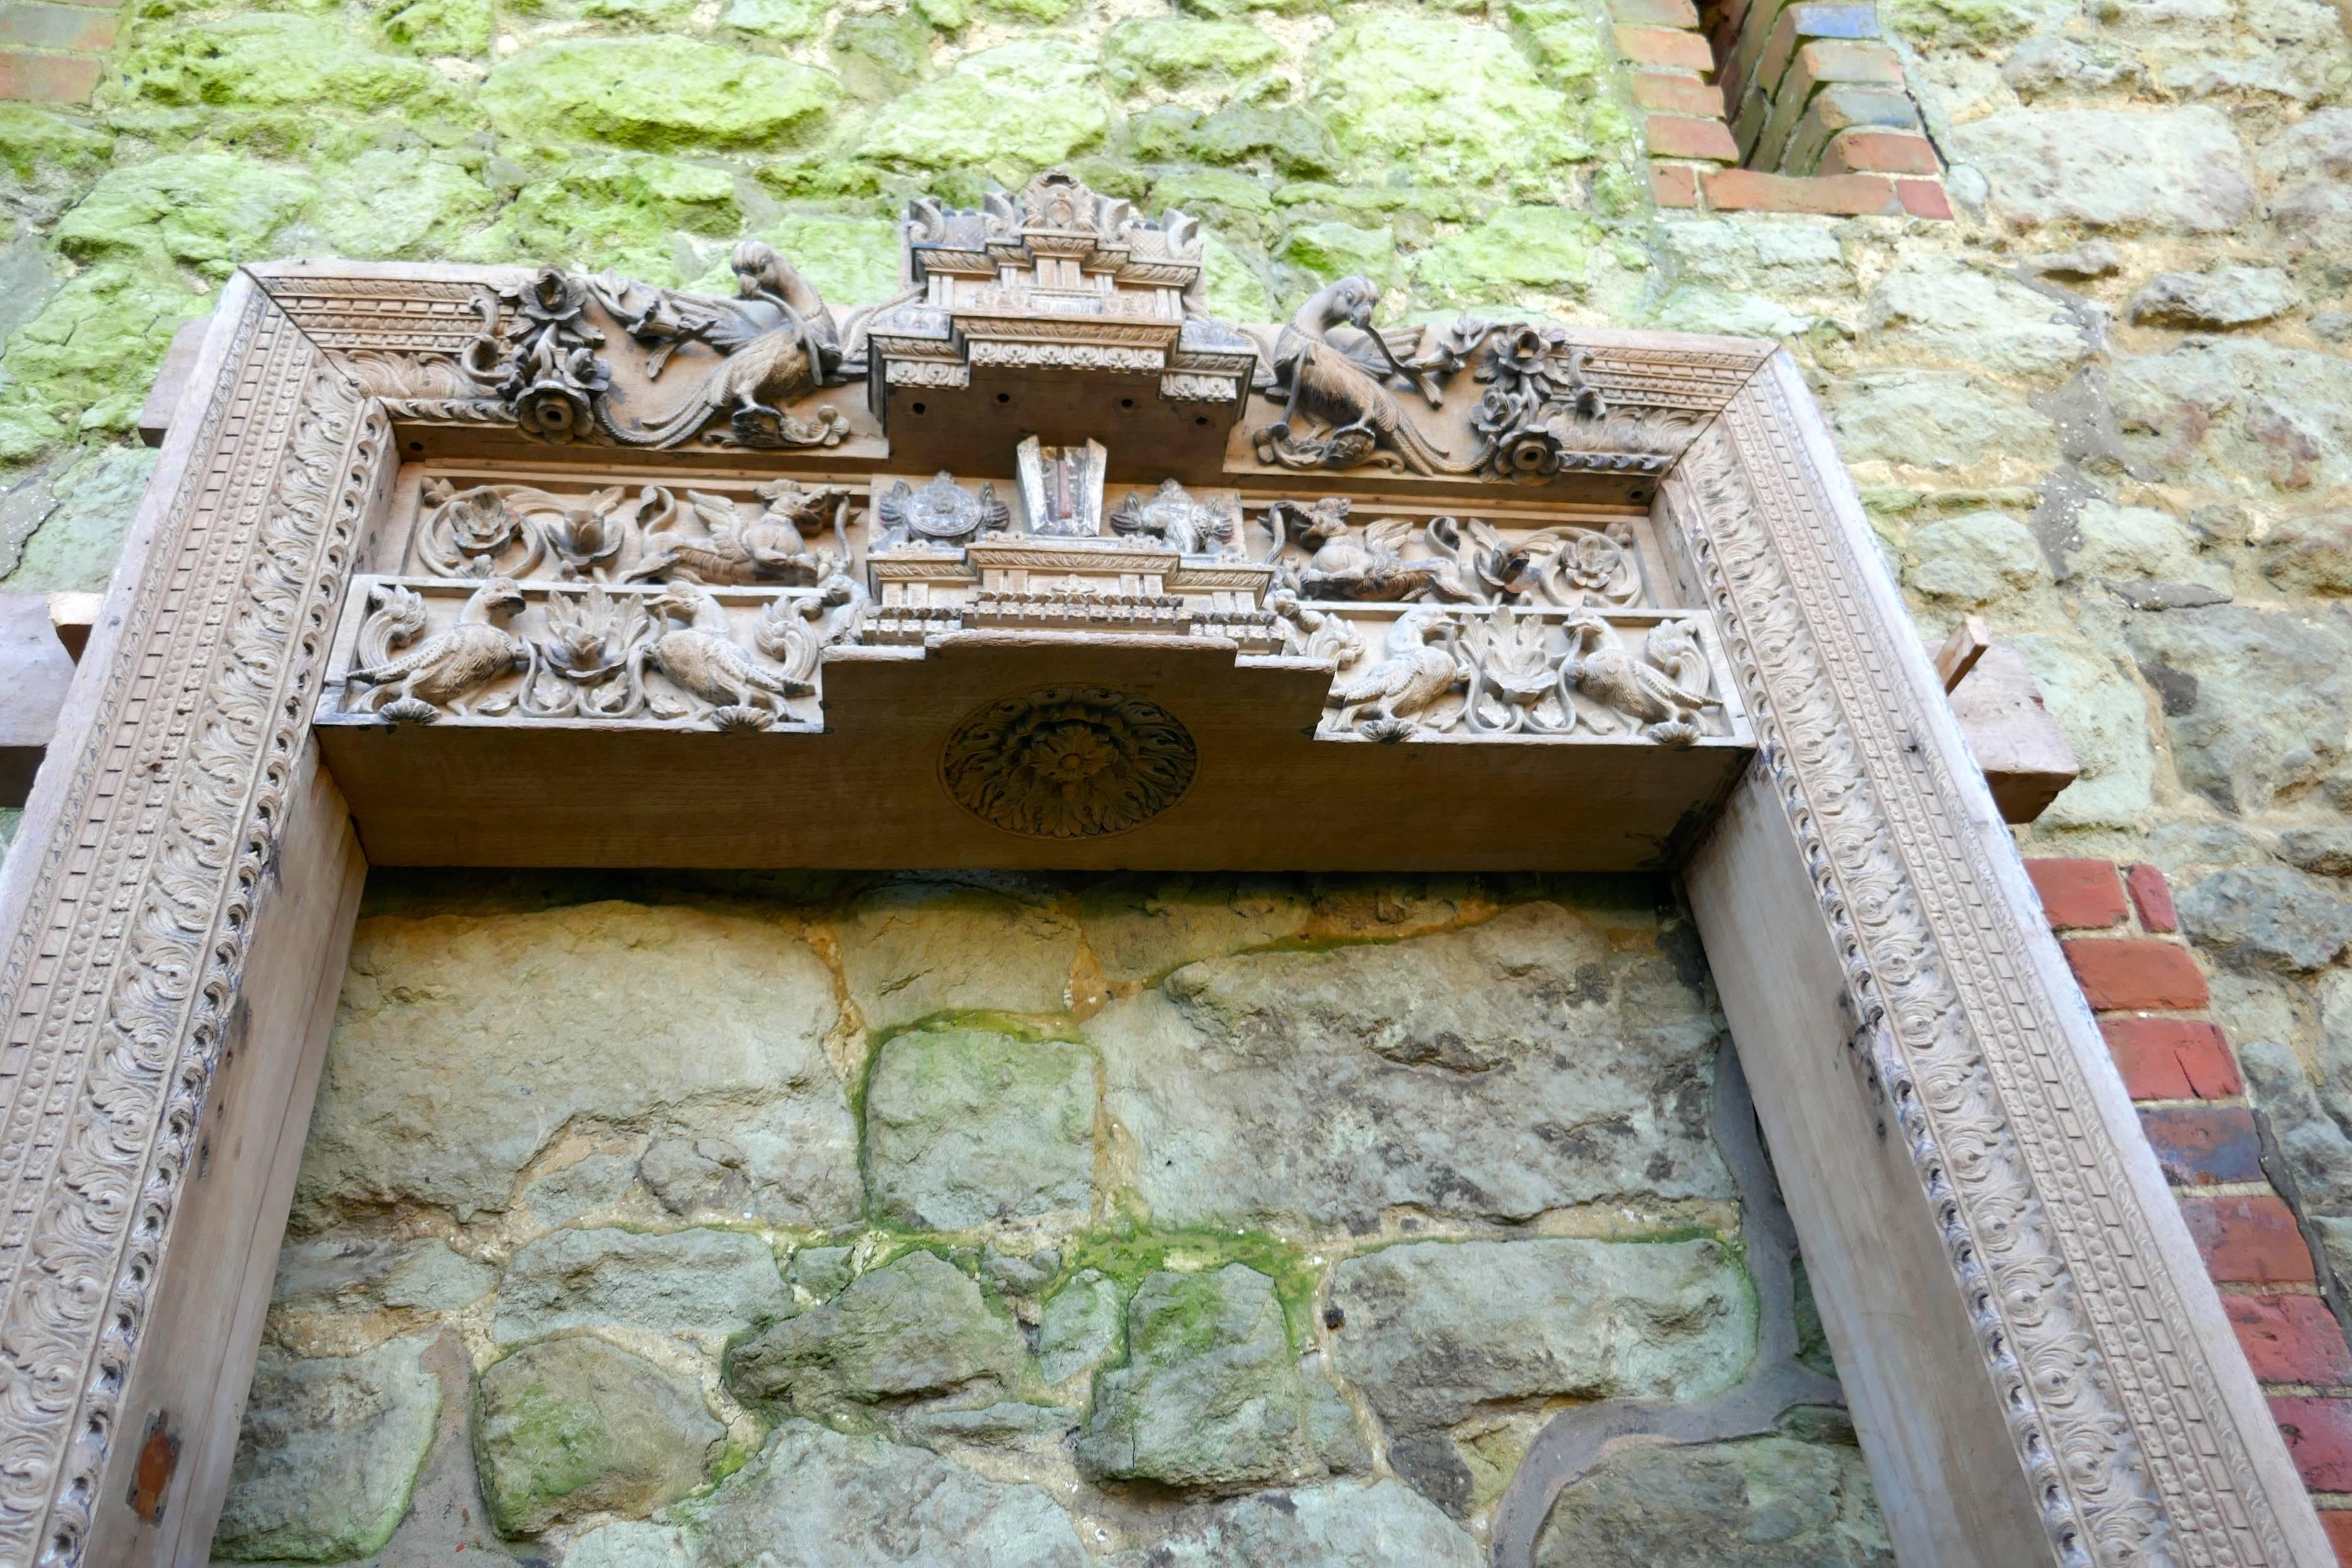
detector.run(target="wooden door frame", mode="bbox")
[0,265,2325,1566]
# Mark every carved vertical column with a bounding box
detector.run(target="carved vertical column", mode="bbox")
[1679,355,2328,1567]
[0,278,379,1565]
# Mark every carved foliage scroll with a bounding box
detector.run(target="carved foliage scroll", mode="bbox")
[1680,374,2297,1567]
[0,294,379,1564]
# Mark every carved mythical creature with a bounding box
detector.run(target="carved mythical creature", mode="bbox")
[1268,498,1442,601]
[596,242,847,450]
[1256,277,1472,476]
[1562,612,1720,747]
[1269,585,1365,667]
[344,579,527,723]
[641,583,810,730]
[626,483,849,585]
[1328,606,1461,741]
[1111,479,1237,556]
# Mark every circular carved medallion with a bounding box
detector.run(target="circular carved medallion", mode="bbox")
[941,687,1196,839]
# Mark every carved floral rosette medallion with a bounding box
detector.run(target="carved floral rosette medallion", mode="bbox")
[939,687,1196,838]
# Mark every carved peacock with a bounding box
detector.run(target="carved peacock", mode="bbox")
[1561,611,1721,747]
[1261,277,1475,476]
[597,242,841,449]
[641,583,810,730]
[343,578,527,722]
[1328,605,1462,740]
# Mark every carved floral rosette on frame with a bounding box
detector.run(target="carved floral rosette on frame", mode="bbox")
[0,192,2329,1568]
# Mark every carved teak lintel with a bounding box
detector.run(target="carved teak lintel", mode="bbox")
[0,165,2324,1568]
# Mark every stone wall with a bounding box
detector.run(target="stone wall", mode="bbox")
[209,871,1884,1564]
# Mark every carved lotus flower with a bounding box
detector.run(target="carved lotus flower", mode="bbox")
[543,488,630,579]
[941,688,1196,839]
[446,488,518,558]
[540,584,641,684]
[1493,426,1564,478]
[1493,324,1562,380]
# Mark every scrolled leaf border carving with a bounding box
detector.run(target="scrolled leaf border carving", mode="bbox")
[1675,370,2295,1568]
[0,288,383,1565]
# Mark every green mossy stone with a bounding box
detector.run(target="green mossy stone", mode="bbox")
[313,147,496,258]
[1414,203,1597,305]
[55,151,316,273]
[1271,180,1475,223]
[1508,0,1611,86]
[110,14,468,118]
[474,1337,724,1538]
[1879,0,2055,45]
[1200,232,1274,321]
[1186,105,1339,177]
[1282,220,1395,287]
[1178,0,1322,16]
[982,0,1078,20]
[911,0,966,28]
[567,0,703,28]
[0,266,205,465]
[830,11,932,100]
[483,36,839,152]
[457,152,740,283]
[1,444,158,592]
[0,105,112,181]
[1103,17,1285,93]
[1124,103,1202,162]
[378,0,491,55]
[721,0,827,38]
[864,1027,1097,1230]
[1313,13,1590,186]
[858,40,1108,174]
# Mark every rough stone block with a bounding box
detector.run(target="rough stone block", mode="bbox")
[2181,1194,2317,1285]
[474,1337,725,1535]
[2128,864,2179,934]
[1702,168,1900,214]
[2271,1396,2352,1491]
[1119,1480,1483,1565]
[2138,1106,2264,1186]
[864,1028,1096,1230]
[1533,1436,1894,1566]
[1076,1264,1320,1494]
[494,1227,788,1343]
[835,881,1079,1032]
[2102,1017,2242,1100]
[1088,901,1731,1230]
[2177,866,2352,973]
[214,1338,440,1562]
[2062,937,2210,1011]
[2227,1294,2352,1385]
[1818,128,1940,176]
[1951,107,2255,233]
[2123,607,2352,816]
[2026,858,2127,930]
[728,1249,1026,1419]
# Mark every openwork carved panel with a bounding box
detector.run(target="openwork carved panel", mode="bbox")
[0,168,2324,1565]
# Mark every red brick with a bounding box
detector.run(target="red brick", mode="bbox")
[2227,1294,2352,1385]
[1609,0,1702,26]
[1630,70,1726,117]
[1819,128,1942,176]
[2127,863,2179,934]
[0,3,115,49]
[1646,112,1740,161]
[2027,858,2128,931]
[2139,1106,2264,1186]
[2271,1397,2352,1491]
[1896,178,1955,220]
[1615,24,1718,69]
[0,49,99,100]
[2101,1017,2242,1100]
[1699,168,1898,215]
[2062,938,2208,1011]
[1649,161,1701,207]
[2183,1194,2317,1285]
[2322,1509,2352,1562]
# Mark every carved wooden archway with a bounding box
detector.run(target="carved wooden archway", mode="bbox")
[0,176,2327,1565]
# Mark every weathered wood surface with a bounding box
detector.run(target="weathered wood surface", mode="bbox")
[0,595,74,806]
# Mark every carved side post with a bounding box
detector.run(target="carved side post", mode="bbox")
[0,277,376,1565]
[1678,354,2329,1566]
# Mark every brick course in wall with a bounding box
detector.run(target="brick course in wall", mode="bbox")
[1632,0,1952,215]
[0,0,110,103]
[2029,855,2352,1556]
